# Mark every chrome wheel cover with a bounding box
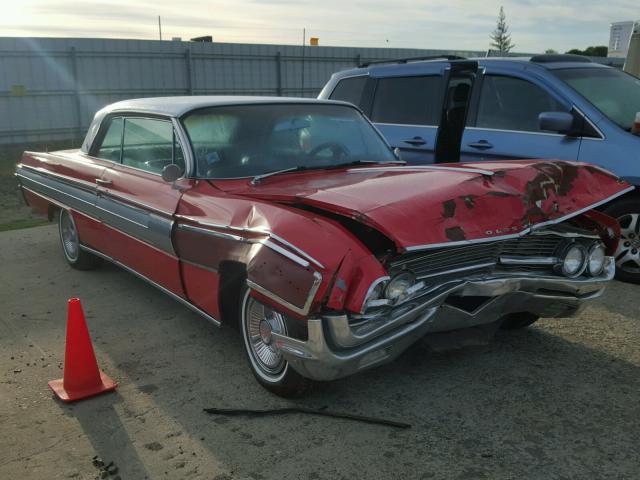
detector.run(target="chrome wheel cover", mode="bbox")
[615,213,640,274]
[59,211,79,261]
[242,291,288,382]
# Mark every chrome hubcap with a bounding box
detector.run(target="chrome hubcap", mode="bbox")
[615,213,640,273]
[60,211,79,261]
[245,296,286,376]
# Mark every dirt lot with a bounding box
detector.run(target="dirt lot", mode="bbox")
[1,225,639,480]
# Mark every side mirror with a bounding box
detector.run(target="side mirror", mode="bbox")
[161,163,183,183]
[539,112,575,134]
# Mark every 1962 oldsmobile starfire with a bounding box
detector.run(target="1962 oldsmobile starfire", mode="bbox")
[16,97,632,396]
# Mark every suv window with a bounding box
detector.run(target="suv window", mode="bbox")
[121,118,185,174]
[476,76,567,132]
[96,117,123,162]
[371,76,442,126]
[329,76,367,107]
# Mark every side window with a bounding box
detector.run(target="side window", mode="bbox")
[95,117,123,162]
[121,118,185,174]
[476,76,568,132]
[329,76,367,107]
[371,76,442,126]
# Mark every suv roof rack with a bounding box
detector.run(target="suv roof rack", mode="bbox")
[359,55,467,68]
[529,54,593,64]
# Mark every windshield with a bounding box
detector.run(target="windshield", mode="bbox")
[553,67,640,131]
[181,103,397,178]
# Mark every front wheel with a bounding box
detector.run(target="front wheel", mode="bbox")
[239,288,313,397]
[58,209,102,270]
[603,198,640,284]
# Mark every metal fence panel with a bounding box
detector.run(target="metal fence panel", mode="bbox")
[0,37,500,146]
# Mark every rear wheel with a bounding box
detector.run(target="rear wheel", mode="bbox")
[603,198,640,284]
[239,287,313,397]
[499,313,540,330]
[58,210,102,270]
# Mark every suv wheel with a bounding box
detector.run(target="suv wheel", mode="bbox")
[603,198,640,284]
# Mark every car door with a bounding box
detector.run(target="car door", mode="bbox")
[459,72,581,162]
[93,114,191,296]
[368,68,446,164]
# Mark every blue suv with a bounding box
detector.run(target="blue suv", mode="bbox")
[319,54,640,282]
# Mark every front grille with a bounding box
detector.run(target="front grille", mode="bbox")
[388,234,565,280]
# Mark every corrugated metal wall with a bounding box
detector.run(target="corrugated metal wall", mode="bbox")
[0,37,487,146]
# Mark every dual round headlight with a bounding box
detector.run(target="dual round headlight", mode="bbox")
[385,272,415,301]
[560,242,606,278]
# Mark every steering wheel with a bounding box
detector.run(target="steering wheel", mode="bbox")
[308,142,350,160]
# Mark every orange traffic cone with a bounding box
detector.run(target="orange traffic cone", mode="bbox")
[48,298,117,402]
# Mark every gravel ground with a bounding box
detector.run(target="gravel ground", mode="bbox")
[1,225,639,480]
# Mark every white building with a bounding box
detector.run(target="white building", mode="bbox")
[609,20,640,58]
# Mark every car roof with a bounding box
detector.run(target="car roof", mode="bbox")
[333,56,612,79]
[102,95,349,118]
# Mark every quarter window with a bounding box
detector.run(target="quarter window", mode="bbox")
[95,117,123,162]
[329,76,367,107]
[121,118,185,174]
[371,76,442,125]
[476,76,568,132]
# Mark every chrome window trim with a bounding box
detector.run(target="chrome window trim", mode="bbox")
[79,244,221,327]
[404,185,635,252]
[247,270,322,317]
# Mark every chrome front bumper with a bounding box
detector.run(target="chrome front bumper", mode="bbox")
[271,259,614,381]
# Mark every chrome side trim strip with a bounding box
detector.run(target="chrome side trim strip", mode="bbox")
[260,239,310,268]
[174,214,325,269]
[18,162,98,192]
[177,223,248,242]
[177,223,312,268]
[405,185,635,252]
[79,244,221,327]
[247,271,322,316]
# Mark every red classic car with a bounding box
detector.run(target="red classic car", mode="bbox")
[16,97,631,396]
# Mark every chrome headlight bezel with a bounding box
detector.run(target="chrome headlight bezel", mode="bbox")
[559,243,587,278]
[384,272,416,302]
[586,243,606,277]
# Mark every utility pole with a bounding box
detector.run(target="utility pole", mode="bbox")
[301,28,306,97]
[158,16,163,41]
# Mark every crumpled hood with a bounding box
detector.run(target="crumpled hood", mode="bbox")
[214,161,632,250]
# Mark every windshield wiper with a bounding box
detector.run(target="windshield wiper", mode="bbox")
[250,160,405,185]
[251,166,308,185]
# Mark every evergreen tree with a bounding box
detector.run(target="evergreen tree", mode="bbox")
[490,6,515,54]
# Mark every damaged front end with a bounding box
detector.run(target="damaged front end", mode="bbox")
[272,221,616,381]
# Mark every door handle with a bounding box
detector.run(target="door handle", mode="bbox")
[467,140,494,150]
[402,136,427,146]
[95,178,112,186]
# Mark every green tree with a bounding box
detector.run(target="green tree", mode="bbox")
[490,6,515,54]
[545,48,558,54]
[566,46,608,57]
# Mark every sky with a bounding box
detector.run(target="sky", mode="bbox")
[0,0,638,53]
